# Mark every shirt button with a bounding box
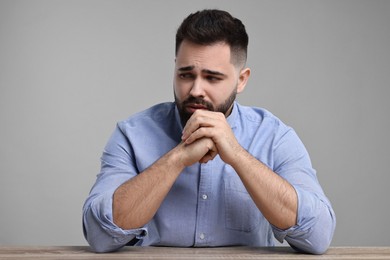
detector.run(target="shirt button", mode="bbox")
[202,194,208,200]
[199,233,205,240]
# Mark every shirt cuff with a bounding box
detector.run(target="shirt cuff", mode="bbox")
[86,193,148,247]
[271,185,334,254]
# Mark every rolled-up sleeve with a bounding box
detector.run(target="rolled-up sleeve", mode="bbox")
[272,185,336,254]
[271,127,336,254]
[83,192,147,253]
[82,123,146,252]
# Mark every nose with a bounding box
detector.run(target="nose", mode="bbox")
[189,78,205,97]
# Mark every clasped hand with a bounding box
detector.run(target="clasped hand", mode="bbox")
[179,110,241,166]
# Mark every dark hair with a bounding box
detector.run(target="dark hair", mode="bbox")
[175,9,248,67]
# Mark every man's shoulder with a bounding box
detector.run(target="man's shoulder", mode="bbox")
[236,103,282,125]
[119,102,176,127]
[236,103,294,140]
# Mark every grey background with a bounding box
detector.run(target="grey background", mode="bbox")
[1,0,389,246]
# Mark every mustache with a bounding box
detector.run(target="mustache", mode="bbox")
[182,96,214,111]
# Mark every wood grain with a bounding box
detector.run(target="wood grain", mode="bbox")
[0,246,389,259]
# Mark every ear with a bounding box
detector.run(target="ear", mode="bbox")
[237,67,251,94]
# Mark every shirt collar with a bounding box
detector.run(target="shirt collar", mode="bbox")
[226,102,239,129]
[174,103,184,132]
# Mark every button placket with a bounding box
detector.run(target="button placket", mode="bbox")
[194,163,212,246]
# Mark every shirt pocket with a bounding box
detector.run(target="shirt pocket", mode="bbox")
[224,171,261,232]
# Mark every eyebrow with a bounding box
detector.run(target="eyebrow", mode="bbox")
[178,66,195,72]
[177,66,227,77]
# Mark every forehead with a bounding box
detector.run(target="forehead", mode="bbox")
[175,40,233,70]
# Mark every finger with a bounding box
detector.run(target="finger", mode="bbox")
[182,111,215,140]
[185,126,215,145]
[199,145,218,163]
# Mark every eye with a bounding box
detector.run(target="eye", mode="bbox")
[178,73,194,79]
[206,75,222,82]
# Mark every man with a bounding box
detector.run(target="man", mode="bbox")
[83,9,336,254]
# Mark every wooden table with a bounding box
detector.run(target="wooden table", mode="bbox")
[0,246,390,259]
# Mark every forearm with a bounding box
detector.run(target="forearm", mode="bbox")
[113,134,216,230]
[83,198,144,253]
[274,186,336,254]
[230,147,298,230]
[113,146,185,229]
[181,110,297,228]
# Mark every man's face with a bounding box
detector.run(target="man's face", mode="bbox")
[174,40,243,126]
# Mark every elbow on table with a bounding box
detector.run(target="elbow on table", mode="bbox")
[84,229,127,253]
[297,239,332,255]
[288,229,333,255]
[83,213,129,253]
[297,225,335,254]
[290,212,336,254]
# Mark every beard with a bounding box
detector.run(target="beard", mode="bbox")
[174,88,237,127]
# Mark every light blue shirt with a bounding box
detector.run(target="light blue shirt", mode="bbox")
[83,102,336,254]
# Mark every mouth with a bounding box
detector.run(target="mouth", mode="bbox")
[185,103,208,113]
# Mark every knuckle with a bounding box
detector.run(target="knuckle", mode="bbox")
[216,111,224,118]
